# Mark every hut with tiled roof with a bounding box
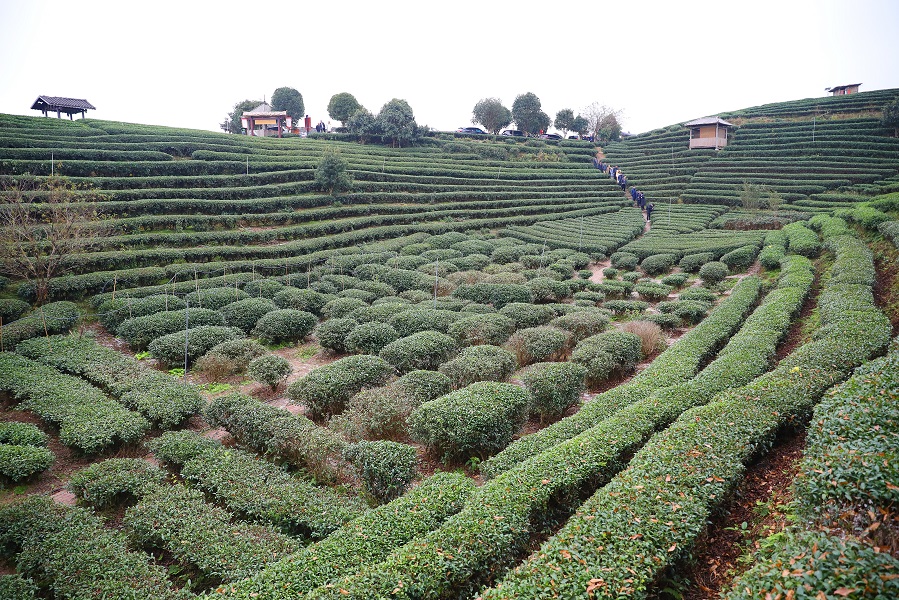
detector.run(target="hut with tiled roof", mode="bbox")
[31,96,96,119]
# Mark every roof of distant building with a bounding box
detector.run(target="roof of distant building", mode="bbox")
[31,96,96,111]
[683,116,735,127]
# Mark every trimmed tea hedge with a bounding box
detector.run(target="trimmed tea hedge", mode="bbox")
[0,496,191,599]
[68,458,167,508]
[408,381,531,463]
[0,352,149,453]
[288,354,394,420]
[0,301,79,350]
[378,330,457,374]
[124,482,299,584]
[218,472,475,599]
[17,334,202,428]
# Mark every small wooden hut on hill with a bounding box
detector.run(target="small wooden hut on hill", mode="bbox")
[31,96,95,119]
[684,116,734,150]
[826,83,862,96]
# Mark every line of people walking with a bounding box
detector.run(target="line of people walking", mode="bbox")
[593,158,654,222]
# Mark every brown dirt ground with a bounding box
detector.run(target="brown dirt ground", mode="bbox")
[678,428,807,600]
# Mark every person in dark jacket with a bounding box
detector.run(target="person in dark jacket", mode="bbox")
[646,202,655,221]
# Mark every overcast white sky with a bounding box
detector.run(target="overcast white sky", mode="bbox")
[1,0,897,135]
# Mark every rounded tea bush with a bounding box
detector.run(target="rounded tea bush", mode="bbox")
[378,330,457,374]
[721,244,760,272]
[527,277,571,303]
[338,288,378,303]
[247,354,293,391]
[660,273,689,288]
[196,338,267,377]
[699,261,730,285]
[315,318,359,353]
[392,370,453,406]
[0,445,55,482]
[438,345,517,389]
[643,313,681,330]
[451,283,533,309]
[610,251,639,270]
[387,308,459,337]
[678,287,718,303]
[505,325,571,366]
[322,297,368,320]
[252,309,317,344]
[328,386,411,441]
[571,330,643,387]
[344,440,418,504]
[149,325,245,367]
[407,381,531,463]
[354,302,410,324]
[185,287,250,310]
[640,253,677,276]
[98,294,187,333]
[242,279,286,299]
[118,308,225,350]
[67,458,166,508]
[678,252,714,273]
[550,310,609,343]
[345,322,400,355]
[447,313,515,347]
[498,302,556,329]
[520,361,587,422]
[0,422,48,447]
[272,288,328,315]
[0,298,31,324]
[287,354,394,420]
[219,297,277,333]
[634,281,673,302]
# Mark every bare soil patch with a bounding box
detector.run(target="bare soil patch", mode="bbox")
[678,428,807,600]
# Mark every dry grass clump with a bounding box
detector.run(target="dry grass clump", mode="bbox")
[620,320,666,357]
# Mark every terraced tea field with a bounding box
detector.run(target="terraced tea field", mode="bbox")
[1,87,898,600]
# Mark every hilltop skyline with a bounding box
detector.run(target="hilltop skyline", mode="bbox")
[1,0,898,135]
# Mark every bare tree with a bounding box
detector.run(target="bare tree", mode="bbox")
[0,176,105,304]
[581,102,624,143]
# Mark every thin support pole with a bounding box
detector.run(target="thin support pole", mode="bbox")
[433,258,439,309]
[183,300,190,378]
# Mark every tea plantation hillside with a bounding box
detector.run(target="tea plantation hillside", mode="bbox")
[1,89,899,600]
[602,87,899,215]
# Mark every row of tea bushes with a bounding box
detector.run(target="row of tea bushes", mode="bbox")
[472,260,810,598]
[501,207,647,256]
[725,339,899,598]
[148,431,367,540]
[0,495,192,599]
[0,422,53,483]
[203,392,350,483]
[16,334,202,428]
[217,472,475,599]
[0,352,148,453]
[480,276,762,477]
[124,482,300,586]
[480,221,889,598]
[0,301,79,350]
